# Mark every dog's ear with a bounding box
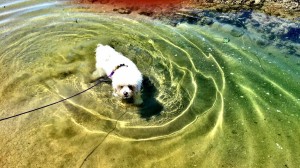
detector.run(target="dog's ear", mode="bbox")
[133,84,140,93]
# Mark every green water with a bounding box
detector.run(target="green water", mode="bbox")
[0,0,299,167]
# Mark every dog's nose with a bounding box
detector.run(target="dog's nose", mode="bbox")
[123,91,128,96]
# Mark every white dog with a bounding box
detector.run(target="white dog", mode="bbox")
[92,44,143,105]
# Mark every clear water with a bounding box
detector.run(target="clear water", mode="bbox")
[0,0,299,167]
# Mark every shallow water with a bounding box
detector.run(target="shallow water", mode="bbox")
[0,0,300,167]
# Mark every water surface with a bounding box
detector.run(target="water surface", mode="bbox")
[0,0,299,167]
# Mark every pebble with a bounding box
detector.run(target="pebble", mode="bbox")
[223,38,230,43]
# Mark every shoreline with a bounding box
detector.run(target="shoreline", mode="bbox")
[74,0,300,21]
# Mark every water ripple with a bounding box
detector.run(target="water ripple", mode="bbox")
[0,0,299,167]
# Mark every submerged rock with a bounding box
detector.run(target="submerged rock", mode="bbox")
[216,15,246,28]
[198,16,214,25]
[282,27,300,42]
[230,28,244,37]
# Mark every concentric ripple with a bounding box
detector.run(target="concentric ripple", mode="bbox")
[0,4,224,140]
[0,0,299,168]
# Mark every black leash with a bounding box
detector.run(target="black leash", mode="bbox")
[0,78,109,122]
[79,110,128,168]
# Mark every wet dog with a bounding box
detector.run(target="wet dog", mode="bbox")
[92,44,143,105]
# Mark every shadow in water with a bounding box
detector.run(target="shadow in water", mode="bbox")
[123,76,163,119]
[139,76,163,119]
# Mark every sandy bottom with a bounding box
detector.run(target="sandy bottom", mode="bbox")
[0,0,299,167]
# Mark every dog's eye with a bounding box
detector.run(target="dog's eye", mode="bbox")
[119,85,124,89]
[128,85,134,90]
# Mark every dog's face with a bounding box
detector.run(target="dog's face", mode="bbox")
[110,64,142,100]
[115,84,136,99]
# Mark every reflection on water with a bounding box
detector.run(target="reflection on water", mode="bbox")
[0,0,299,167]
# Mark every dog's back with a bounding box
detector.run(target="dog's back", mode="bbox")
[95,44,118,62]
[95,44,138,75]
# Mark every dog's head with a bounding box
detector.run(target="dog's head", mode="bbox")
[115,84,137,99]
[112,67,142,99]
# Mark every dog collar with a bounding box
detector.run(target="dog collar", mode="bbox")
[108,64,128,78]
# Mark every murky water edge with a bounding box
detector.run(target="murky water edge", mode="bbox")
[0,0,299,167]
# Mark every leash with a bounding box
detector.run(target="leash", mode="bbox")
[79,110,128,168]
[0,78,109,122]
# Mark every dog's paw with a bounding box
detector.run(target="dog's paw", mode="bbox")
[91,70,100,80]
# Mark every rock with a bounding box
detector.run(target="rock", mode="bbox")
[139,10,154,17]
[113,7,133,14]
[198,17,214,25]
[282,27,300,42]
[216,15,246,28]
[256,39,269,47]
[230,28,244,37]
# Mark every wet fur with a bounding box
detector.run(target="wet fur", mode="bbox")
[92,44,143,105]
